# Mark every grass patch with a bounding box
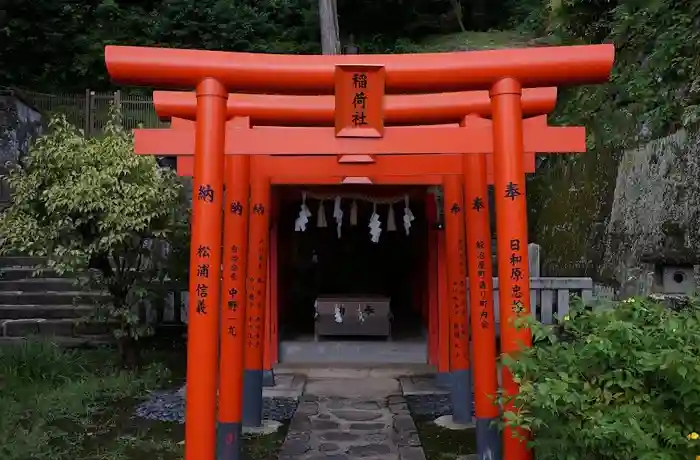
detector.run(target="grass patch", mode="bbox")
[0,338,287,460]
[413,415,477,460]
[413,30,541,52]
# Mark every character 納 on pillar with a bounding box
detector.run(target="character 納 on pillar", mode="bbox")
[243,159,271,428]
[184,79,228,460]
[217,147,250,460]
[442,175,472,425]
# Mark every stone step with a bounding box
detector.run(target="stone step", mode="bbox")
[0,291,108,306]
[0,305,93,320]
[275,363,435,379]
[0,278,81,292]
[0,335,113,348]
[0,256,47,268]
[0,267,67,281]
[0,318,115,337]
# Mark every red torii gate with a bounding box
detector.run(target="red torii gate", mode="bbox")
[138,93,581,441]
[106,43,614,460]
[144,92,565,459]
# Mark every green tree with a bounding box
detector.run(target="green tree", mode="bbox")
[0,111,189,367]
[503,297,700,459]
[0,0,322,91]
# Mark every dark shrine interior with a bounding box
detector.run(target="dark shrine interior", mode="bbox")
[275,186,428,341]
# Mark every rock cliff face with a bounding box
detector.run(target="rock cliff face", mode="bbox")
[0,92,43,165]
[603,129,700,295]
[531,127,700,295]
[0,92,43,207]
[532,127,700,296]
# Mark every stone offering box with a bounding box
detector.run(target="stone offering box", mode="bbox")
[314,295,391,340]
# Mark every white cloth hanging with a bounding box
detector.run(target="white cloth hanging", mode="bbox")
[387,204,397,232]
[403,194,415,235]
[350,200,358,226]
[317,200,327,228]
[368,202,382,243]
[332,196,343,238]
[295,192,313,232]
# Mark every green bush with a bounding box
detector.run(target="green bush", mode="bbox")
[0,110,190,366]
[504,297,700,460]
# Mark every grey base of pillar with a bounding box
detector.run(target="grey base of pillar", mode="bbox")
[450,369,473,425]
[262,369,275,387]
[476,417,501,460]
[217,422,242,460]
[435,371,452,387]
[242,369,263,427]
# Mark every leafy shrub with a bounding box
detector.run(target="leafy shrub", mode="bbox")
[504,297,700,460]
[0,110,189,366]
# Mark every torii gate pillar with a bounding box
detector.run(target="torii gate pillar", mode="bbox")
[185,78,228,460]
[491,78,533,460]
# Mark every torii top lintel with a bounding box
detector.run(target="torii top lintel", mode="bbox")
[104,45,615,94]
[152,87,557,125]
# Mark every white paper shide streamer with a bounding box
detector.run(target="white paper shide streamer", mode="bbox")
[387,204,397,232]
[334,304,344,323]
[368,202,382,243]
[403,194,415,235]
[350,200,358,226]
[295,192,313,232]
[333,196,343,238]
[317,200,327,228]
[357,305,366,323]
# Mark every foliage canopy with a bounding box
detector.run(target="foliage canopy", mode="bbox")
[1,0,515,92]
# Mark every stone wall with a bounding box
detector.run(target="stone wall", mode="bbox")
[531,127,700,297]
[0,92,43,206]
[603,129,700,296]
[0,92,43,164]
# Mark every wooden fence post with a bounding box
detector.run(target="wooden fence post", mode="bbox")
[528,243,541,277]
[113,90,122,110]
[84,89,92,138]
[89,90,97,137]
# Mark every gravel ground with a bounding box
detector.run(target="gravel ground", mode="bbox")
[134,389,299,423]
[404,393,475,418]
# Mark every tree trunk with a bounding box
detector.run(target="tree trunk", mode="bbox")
[318,0,340,54]
[118,335,141,369]
[450,0,468,32]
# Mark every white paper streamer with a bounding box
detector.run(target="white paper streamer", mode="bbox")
[387,204,397,232]
[403,194,415,235]
[368,202,382,243]
[334,304,344,323]
[350,200,358,226]
[295,192,313,232]
[357,305,366,323]
[317,200,327,228]
[333,196,343,238]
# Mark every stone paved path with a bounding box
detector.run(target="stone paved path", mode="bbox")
[278,378,426,460]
